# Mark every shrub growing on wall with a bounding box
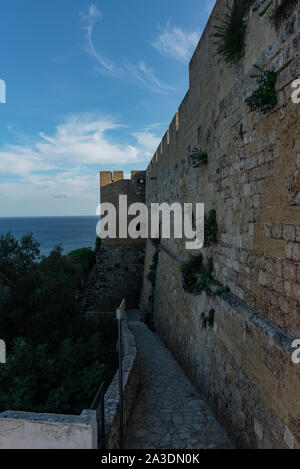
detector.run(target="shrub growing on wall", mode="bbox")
[204,210,218,247]
[190,147,208,168]
[270,0,298,30]
[246,65,277,113]
[200,309,215,330]
[180,254,214,294]
[211,0,254,66]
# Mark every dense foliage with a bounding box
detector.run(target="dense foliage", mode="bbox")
[246,66,277,113]
[190,148,208,168]
[180,254,214,294]
[179,254,230,298]
[0,233,117,414]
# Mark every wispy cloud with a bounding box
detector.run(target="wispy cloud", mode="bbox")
[79,4,174,94]
[0,113,161,177]
[124,61,174,95]
[0,113,162,215]
[80,4,120,76]
[80,4,102,28]
[151,21,200,64]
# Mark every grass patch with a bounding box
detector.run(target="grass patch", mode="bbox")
[211,0,255,66]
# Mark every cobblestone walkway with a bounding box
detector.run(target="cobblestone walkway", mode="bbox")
[125,320,233,449]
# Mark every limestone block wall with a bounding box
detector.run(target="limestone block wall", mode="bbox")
[142,0,300,449]
[86,244,145,311]
[100,170,146,246]
[87,171,146,312]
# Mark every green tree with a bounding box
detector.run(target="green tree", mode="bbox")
[0,233,117,414]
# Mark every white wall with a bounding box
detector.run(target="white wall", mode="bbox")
[0,410,97,449]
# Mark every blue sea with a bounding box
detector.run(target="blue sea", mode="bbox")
[0,216,99,256]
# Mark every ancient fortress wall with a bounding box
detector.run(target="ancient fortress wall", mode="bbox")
[87,171,146,312]
[142,0,300,449]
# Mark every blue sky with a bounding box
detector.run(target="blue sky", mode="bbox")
[0,0,215,216]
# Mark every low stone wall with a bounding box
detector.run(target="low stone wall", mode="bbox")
[104,314,140,449]
[0,410,97,449]
[0,314,139,449]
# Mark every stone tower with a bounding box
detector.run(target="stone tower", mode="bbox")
[86,170,146,312]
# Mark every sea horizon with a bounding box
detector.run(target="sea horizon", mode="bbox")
[0,215,99,256]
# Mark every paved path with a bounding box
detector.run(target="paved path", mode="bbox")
[125,320,232,449]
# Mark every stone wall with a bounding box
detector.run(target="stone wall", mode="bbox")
[0,315,139,449]
[100,170,146,246]
[104,313,140,449]
[141,0,300,449]
[86,244,145,311]
[86,170,146,312]
[0,410,97,449]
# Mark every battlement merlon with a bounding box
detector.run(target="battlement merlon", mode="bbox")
[100,171,124,188]
[99,170,146,189]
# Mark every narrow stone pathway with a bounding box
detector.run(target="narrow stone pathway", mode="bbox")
[125,320,233,449]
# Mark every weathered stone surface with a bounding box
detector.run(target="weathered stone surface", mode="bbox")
[86,170,146,312]
[105,313,140,449]
[125,320,232,449]
[140,0,300,450]
[86,244,145,311]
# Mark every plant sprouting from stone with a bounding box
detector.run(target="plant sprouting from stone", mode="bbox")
[190,147,208,168]
[200,309,215,330]
[180,254,214,295]
[192,209,218,247]
[212,285,231,297]
[246,65,277,114]
[211,0,255,66]
[204,210,218,247]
